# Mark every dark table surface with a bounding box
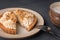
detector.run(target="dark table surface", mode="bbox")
[0,0,60,40]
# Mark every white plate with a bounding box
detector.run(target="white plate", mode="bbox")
[0,8,44,39]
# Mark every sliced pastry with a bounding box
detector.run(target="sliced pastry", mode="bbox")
[0,11,17,34]
[14,9,37,31]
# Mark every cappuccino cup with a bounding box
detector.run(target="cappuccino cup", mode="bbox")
[49,2,60,28]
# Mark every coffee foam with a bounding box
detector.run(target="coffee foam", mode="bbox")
[53,6,60,14]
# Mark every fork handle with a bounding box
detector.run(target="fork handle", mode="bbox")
[41,25,60,40]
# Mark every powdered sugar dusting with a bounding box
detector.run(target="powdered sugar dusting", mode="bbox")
[21,13,34,28]
[0,11,16,29]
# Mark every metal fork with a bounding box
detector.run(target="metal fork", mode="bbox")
[35,25,60,40]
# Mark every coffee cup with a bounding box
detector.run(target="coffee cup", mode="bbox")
[49,2,60,28]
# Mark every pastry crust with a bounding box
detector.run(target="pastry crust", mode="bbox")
[14,9,37,31]
[0,23,16,34]
[26,16,37,31]
[0,11,17,34]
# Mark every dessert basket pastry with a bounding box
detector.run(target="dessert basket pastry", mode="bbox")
[14,9,37,31]
[0,9,37,34]
[0,11,17,34]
